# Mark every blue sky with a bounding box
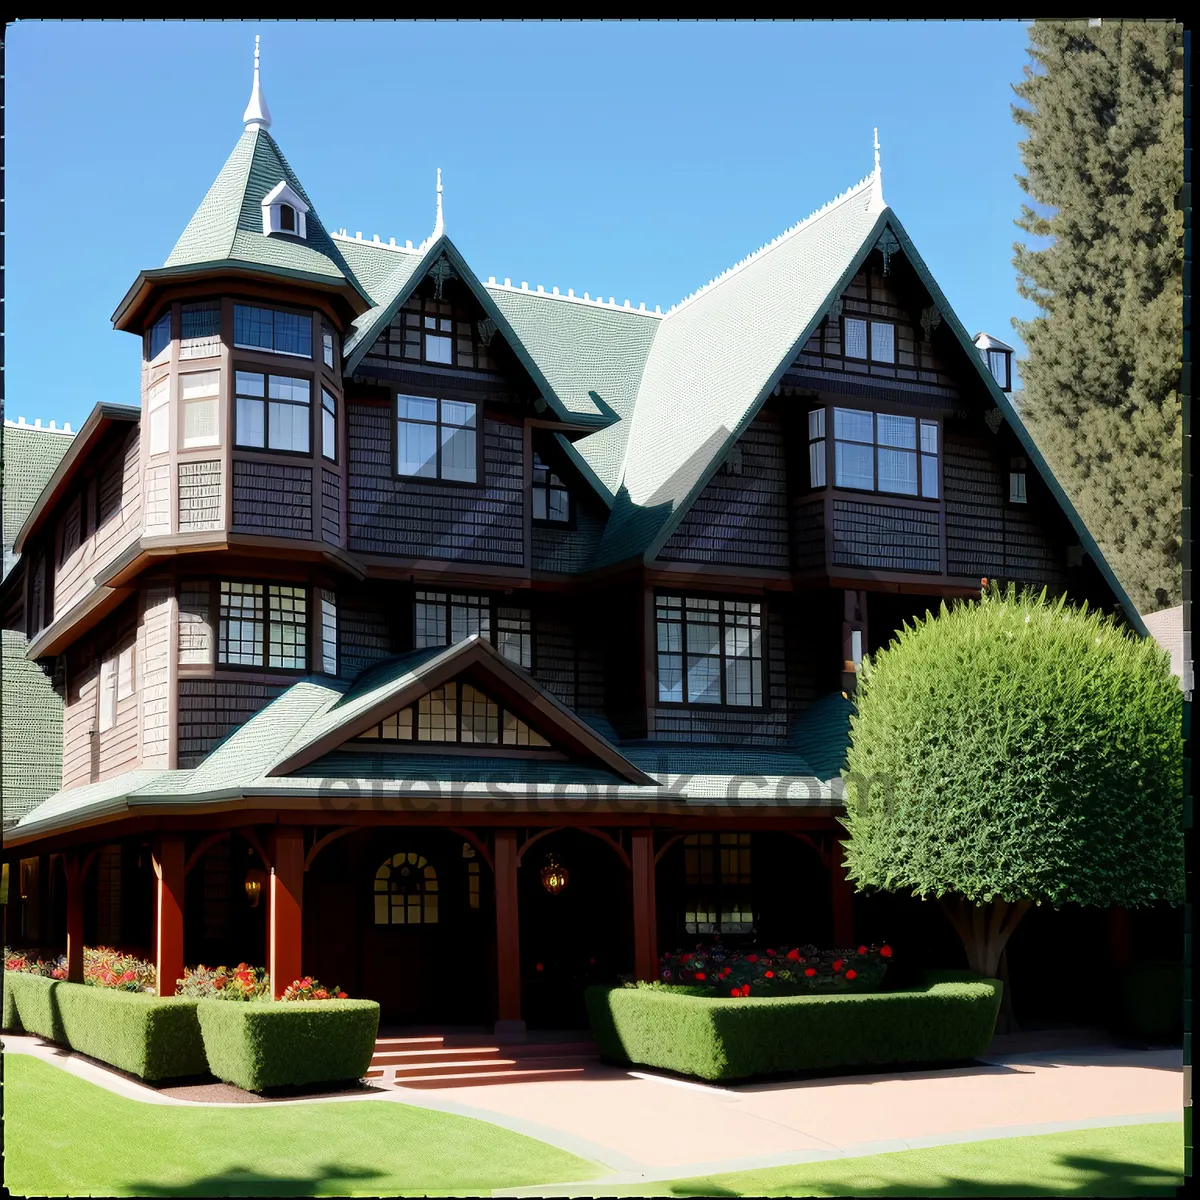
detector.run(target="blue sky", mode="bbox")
[6,21,1035,431]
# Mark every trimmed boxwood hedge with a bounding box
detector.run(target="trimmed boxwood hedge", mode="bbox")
[197,998,380,1091]
[586,975,1002,1081]
[3,975,22,1033]
[2,973,206,1081]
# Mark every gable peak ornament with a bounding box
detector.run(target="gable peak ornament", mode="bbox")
[984,407,1004,435]
[243,35,272,133]
[920,305,942,341]
[876,228,901,276]
[427,253,456,300]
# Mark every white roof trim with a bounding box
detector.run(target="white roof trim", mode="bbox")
[262,180,309,213]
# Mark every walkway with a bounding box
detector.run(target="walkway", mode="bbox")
[1,1033,1183,1194]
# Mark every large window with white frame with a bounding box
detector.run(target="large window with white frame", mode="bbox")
[235,371,311,453]
[233,304,312,357]
[217,582,308,670]
[809,407,940,499]
[656,595,763,707]
[179,370,220,449]
[396,396,477,482]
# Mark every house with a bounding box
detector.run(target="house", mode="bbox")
[0,46,1142,1031]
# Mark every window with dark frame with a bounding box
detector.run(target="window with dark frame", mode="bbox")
[279,204,296,232]
[233,304,312,357]
[842,315,896,364]
[497,610,532,670]
[396,396,477,482]
[235,371,311,454]
[1009,456,1028,504]
[532,453,570,523]
[374,852,438,925]
[988,349,1011,390]
[321,387,337,461]
[376,295,493,371]
[831,407,939,499]
[684,833,753,935]
[217,582,308,670]
[656,595,763,707]
[356,680,550,747]
[322,328,335,369]
[415,591,490,648]
[319,589,338,674]
[146,312,171,361]
[807,409,827,488]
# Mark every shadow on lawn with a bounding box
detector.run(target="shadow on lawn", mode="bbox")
[125,1162,386,1197]
[664,1152,1183,1198]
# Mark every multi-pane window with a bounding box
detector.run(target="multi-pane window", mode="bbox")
[684,833,753,935]
[832,408,939,499]
[415,591,490,649]
[532,454,570,523]
[180,371,220,448]
[320,589,338,674]
[233,304,312,357]
[656,595,763,707]
[217,582,308,669]
[235,371,311,453]
[322,328,335,369]
[147,375,170,455]
[1009,456,1028,504]
[842,316,895,364]
[374,852,438,925]
[396,396,477,482]
[357,680,550,747]
[497,610,532,670]
[321,388,337,462]
[807,409,826,488]
[146,312,171,361]
[180,302,221,359]
[375,295,493,371]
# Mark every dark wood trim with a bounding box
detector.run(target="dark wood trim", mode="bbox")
[343,741,568,761]
[447,826,494,873]
[184,830,231,876]
[303,825,359,872]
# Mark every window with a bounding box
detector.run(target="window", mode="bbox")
[684,833,753,935]
[279,204,295,231]
[497,609,532,670]
[235,371,311,453]
[180,302,221,359]
[414,591,490,649]
[374,853,437,925]
[842,316,896,363]
[807,408,826,488]
[466,849,481,910]
[146,312,171,361]
[1009,456,1028,504]
[261,181,309,239]
[217,582,308,669]
[532,454,570,523]
[357,680,550,747]
[832,408,939,499]
[147,375,170,455]
[656,595,763,707]
[98,653,117,733]
[396,396,477,482]
[988,349,1011,390]
[322,328,335,369]
[117,643,136,701]
[320,589,338,674]
[371,295,494,371]
[233,304,312,357]
[180,371,220,448]
[321,388,337,462]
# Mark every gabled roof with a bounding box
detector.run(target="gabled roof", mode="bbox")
[2,421,75,555]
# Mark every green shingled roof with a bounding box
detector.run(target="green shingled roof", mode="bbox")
[164,128,370,304]
[3,423,75,553]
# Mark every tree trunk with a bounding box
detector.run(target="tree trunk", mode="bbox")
[940,896,1031,1032]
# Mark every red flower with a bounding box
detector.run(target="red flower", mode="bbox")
[730,988,740,997]
[741,984,751,996]
[805,967,817,977]
[786,948,800,961]
[535,962,544,972]
[846,969,857,980]
[766,949,776,957]
[213,977,227,989]
[694,971,706,980]
[981,576,988,587]
[858,945,868,955]
[746,954,758,963]
[681,953,693,963]
[764,970,774,978]
[832,959,844,973]
[880,944,893,958]
[337,991,348,999]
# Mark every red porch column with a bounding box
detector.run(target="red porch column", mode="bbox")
[269,828,304,1000]
[153,835,185,998]
[65,855,85,983]
[494,830,523,1033]
[830,851,855,948]
[631,831,658,982]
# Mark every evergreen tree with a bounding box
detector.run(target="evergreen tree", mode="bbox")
[1012,20,1184,611]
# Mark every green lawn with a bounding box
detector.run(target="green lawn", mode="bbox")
[606,1123,1185,1198]
[1,1052,601,1197]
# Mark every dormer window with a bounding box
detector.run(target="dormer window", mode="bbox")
[261,180,308,239]
[974,333,1014,392]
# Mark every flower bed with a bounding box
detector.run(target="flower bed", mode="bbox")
[5,946,157,992]
[176,962,271,1000]
[659,942,891,996]
[196,997,380,1091]
[2,972,206,1081]
[585,974,1003,1082]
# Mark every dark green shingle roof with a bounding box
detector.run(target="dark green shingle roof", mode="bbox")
[3,423,75,554]
[2,629,65,827]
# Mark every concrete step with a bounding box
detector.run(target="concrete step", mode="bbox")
[391,1064,592,1088]
[391,1053,597,1078]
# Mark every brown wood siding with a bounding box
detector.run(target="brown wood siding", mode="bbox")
[177,679,287,768]
[339,595,396,680]
[531,605,576,709]
[346,404,524,566]
[139,586,172,768]
[321,469,340,543]
[792,497,827,570]
[531,501,605,573]
[231,461,314,538]
[62,656,98,791]
[657,421,790,569]
[178,460,223,532]
[831,498,940,573]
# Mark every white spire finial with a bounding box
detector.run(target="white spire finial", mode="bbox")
[243,35,272,132]
[868,126,886,215]
[432,167,445,240]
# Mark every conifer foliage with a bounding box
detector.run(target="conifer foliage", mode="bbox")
[841,584,1183,982]
[1012,20,1184,611]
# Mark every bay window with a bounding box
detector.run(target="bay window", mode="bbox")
[147,376,170,455]
[321,387,337,461]
[233,304,312,357]
[217,582,308,669]
[824,407,939,499]
[235,371,311,453]
[656,595,763,707]
[146,312,171,361]
[179,371,220,448]
[396,395,477,483]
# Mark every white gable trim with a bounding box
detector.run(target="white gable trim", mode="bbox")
[261,181,309,239]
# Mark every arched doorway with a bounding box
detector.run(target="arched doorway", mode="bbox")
[518,828,632,1029]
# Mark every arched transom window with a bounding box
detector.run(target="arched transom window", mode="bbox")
[357,681,550,747]
[374,852,438,925]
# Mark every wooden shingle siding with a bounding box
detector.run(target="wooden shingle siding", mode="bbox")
[346,404,524,565]
[144,464,170,532]
[831,499,940,573]
[657,422,789,569]
[321,469,340,543]
[178,460,223,532]
[531,608,576,708]
[339,598,394,680]
[177,679,286,767]
[62,656,98,791]
[232,461,313,538]
[532,503,605,573]
[140,587,172,768]
[177,584,212,666]
[792,497,827,570]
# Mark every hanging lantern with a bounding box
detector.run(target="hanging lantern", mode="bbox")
[541,854,569,896]
[244,867,267,907]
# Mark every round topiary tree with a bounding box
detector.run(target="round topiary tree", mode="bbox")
[841,582,1183,988]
